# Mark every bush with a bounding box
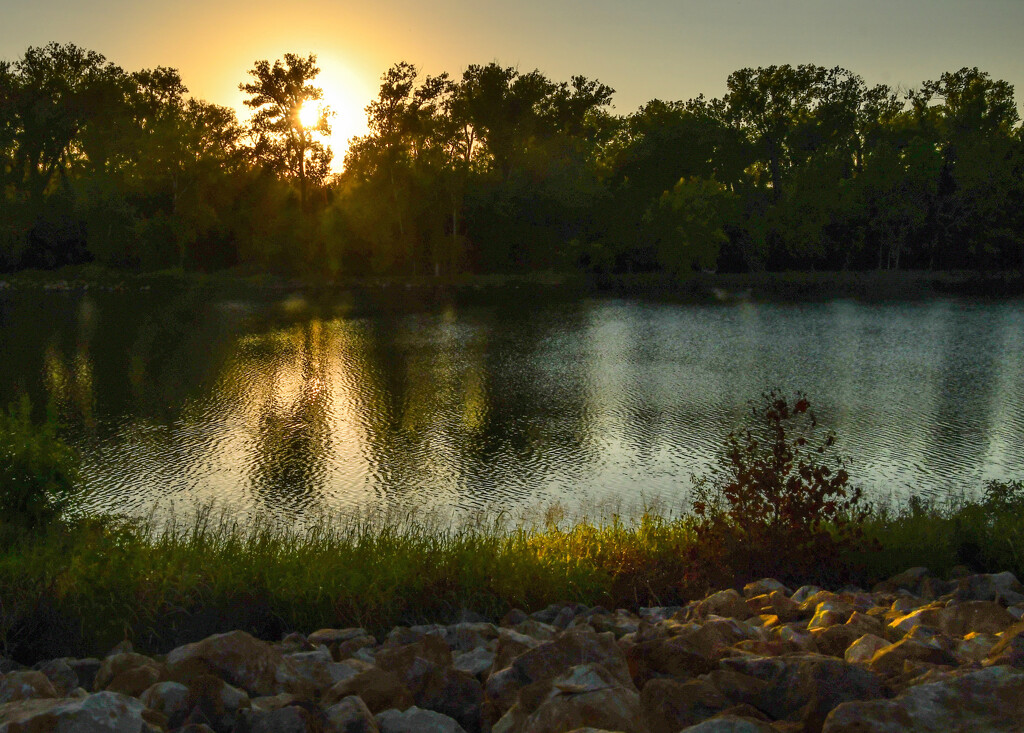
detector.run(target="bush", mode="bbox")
[688,391,870,588]
[0,396,79,529]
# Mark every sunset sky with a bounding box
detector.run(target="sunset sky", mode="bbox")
[3,0,1023,168]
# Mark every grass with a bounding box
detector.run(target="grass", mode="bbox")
[0,487,1021,664]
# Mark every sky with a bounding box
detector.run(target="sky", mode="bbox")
[2,0,1023,168]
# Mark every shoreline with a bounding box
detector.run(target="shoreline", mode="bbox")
[2,266,1022,303]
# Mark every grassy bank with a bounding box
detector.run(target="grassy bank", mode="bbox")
[0,486,1021,665]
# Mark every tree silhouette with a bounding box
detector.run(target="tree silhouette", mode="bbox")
[240,53,332,208]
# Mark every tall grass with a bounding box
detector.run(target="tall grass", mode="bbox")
[1,487,1021,664]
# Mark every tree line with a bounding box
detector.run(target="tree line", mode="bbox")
[2,43,1022,277]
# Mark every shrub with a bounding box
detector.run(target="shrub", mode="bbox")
[0,396,80,530]
[687,390,870,588]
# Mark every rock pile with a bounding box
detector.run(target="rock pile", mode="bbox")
[1,568,1024,732]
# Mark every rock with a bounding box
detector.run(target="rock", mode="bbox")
[867,639,957,676]
[0,671,57,704]
[844,635,890,665]
[955,632,999,663]
[416,667,483,733]
[512,629,633,688]
[872,567,931,595]
[491,629,543,673]
[286,648,358,694]
[308,627,371,647]
[811,625,863,658]
[453,647,495,678]
[95,653,165,697]
[106,640,134,657]
[678,717,776,732]
[952,572,1024,604]
[699,670,766,709]
[240,703,325,733]
[936,600,1017,637]
[166,630,307,697]
[443,623,499,653]
[807,602,853,631]
[692,590,753,621]
[323,669,414,713]
[722,654,885,731]
[984,622,1024,667]
[791,586,823,605]
[182,674,250,731]
[278,632,316,654]
[822,665,1024,732]
[376,706,467,733]
[375,636,453,695]
[32,659,78,696]
[0,690,161,732]
[743,579,790,598]
[640,677,730,733]
[501,609,529,627]
[510,663,644,733]
[139,681,190,728]
[326,695,380,733]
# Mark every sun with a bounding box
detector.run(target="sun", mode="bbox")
[297,101,320,129]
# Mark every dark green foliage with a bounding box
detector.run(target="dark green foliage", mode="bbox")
[0,397,79,529]
[2,46,1023,278]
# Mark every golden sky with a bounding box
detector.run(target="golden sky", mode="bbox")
[3,0,1023,170]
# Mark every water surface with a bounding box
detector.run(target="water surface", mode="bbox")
[1,288,1021,521]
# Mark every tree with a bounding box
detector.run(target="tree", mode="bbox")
[240,53,332,207]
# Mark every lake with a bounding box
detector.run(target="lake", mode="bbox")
[1,286,1022,522]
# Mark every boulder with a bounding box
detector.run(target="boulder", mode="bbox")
[416,667,483,733]
[326,695,380,733]
[0,671,57,705]
[872,567,931,596]
[286,648,358,694]
[95,653,165,697]
[453,647,495,678]
[867,639,957,676]
[984,622,1024,667]
[166,630,307,697]
[182,674,250,731]
[955,632,999,663]
[512,629,632,688]
[376,706,467,733]
[844,635,889,665]
[32,659,78,696]
[240,703,326,733]
[791,586,823,605]
[139,681,190,728]
[691,590,752,621]
[722,654,885,732]
[640,677,730,733]
[743,579,790,598]
[323,669,414,713]
[822,666,1024,732]
[952,572,1024,604]
[507,663,644,733]
[0,691,161,732]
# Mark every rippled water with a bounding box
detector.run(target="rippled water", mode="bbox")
[1,288,1021,521]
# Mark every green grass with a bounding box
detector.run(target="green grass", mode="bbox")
[0,487,1021,664]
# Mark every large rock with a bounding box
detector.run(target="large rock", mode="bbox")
[721,654,885,732]
[640,677,730,733]
[743,579,790,598]
[867,639,957,676]
[323,669,414,713]
[326,695,380,733]
[512,629,632,688]
[0,691,161,732]
[0,671,57,705]
[822,665,1024,732]
[690,590,753,621]
[240,703,326,733]
[32,659,79,696]
[500,663,644,733]
[139,681,190,728]
[95,653,165,697]
[984,622,1024,667]
[166,630,307,697]
[181,674,251,731]
[952,572,1024,604]
[376,706,467,733]
[844,635,890,665]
